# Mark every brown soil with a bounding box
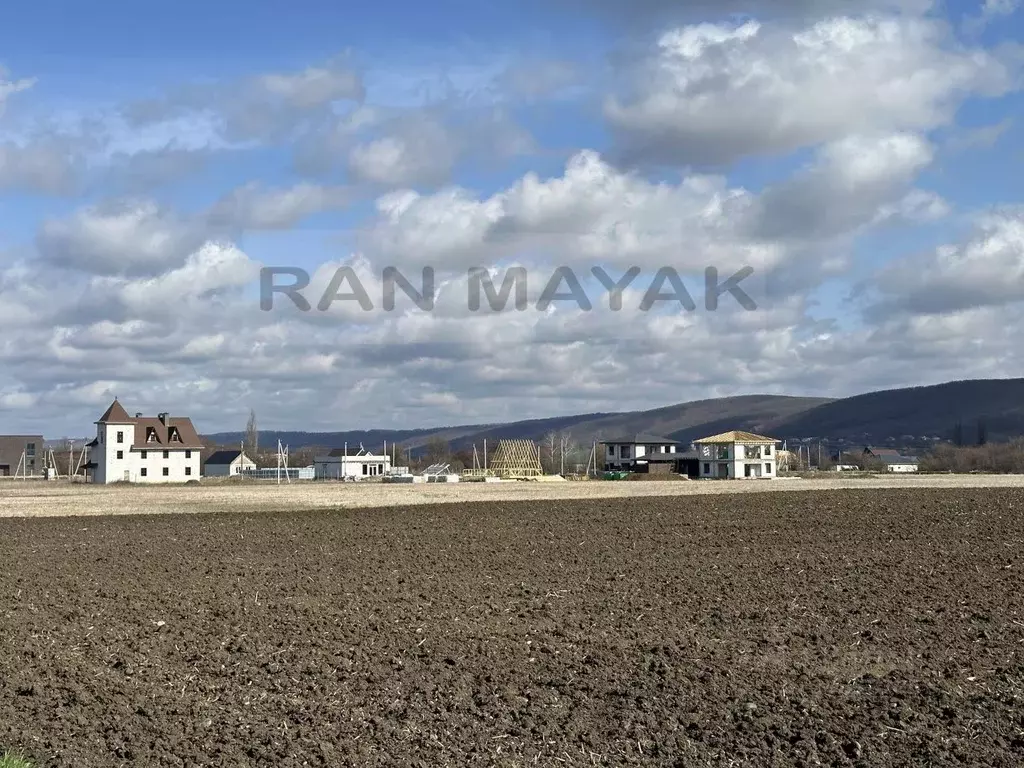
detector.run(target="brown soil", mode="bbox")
[1,489,1023,767]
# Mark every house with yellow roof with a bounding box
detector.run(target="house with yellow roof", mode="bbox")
[693,430,780,479]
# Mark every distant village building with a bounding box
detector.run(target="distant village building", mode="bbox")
[0,435,42,477]
[694,431,779,479]
[203,450,257,477]
[314,448,391,480]
[603,434,680,472]
[878,455,920,473]
[84,399,203,484]
[863,446,919,473]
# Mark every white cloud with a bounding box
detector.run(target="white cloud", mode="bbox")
[364,139,934,282]
[347,117,460,187]
[605,14,1017,165]
[123,56,364,145]
[2,8,1023,436]
[206,182,352,229]
[867,207,1024,315]
[0,66,35,114]
[36,200,208,277]
[964,0,1021,32]
[255,58,365,108]
[0,139,79,193]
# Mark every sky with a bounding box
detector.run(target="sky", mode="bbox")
[1,0,1023,436]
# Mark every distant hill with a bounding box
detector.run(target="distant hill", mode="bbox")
[202,379,1024,455]
[204,395,829,455]
[769,378,1024,444]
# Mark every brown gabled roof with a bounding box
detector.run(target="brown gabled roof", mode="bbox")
[96,399,133,424]
[693,430,778,444]
[94,399,205,450]
[131,417,204,450]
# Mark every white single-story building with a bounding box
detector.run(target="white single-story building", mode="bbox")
[203,449,257,477]
[880,455,919,472]
[314,448,391,479]
[693,430,779,479]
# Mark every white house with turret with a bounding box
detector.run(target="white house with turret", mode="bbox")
[84,399,204,483]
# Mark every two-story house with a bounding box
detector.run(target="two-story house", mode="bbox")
[693,430,779,479]
[603,433,680,471]
[84,399,204,483]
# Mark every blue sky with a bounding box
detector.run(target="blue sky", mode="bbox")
[1,0,1023,435]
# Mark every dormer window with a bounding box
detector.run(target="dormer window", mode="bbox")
[169,427,181,442]
[147,427,158,443]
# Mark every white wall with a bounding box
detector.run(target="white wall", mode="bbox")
[314,454,391,479]
[698,443,777,479]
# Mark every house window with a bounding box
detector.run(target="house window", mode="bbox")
[117,431,124,443]
[141,451,147,459]
[621,447,631,459]
[765,463,772,474]
[185,450,192,459]
[608,445,616,456]
[141,468,147,477]
[26,443,36,456]
[170,428,181,442]
[163,451,169,459]
[185,467,192,477]
[362,463,368,475]
[764,446,772,455]
[703,462,710,474]
[147,428,157,443]
[162,467,169,477]
[116,450,123,460]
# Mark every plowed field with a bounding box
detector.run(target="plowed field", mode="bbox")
[2,489,1023,766]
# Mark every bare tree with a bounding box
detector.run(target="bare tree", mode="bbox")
[558,431,577,475]
[424,437,451,466]
[244,409,259,459]
[541,431,558,474]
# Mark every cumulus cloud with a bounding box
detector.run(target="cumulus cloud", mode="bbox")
[3,6,1024,436]
[206,182,352,229]
[0,139,80,193]
[866,207,1024,316]
[362,140,935,282]
[605,15,1017,166]
[123,55,364,144]
[303,105,535,188]
[36,200,208,277]
[347,115,460,187]
[747,132,937,241]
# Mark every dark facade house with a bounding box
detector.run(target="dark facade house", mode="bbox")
[601,433,702,477]
[639,450,702,478]
[0,435,43,476]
